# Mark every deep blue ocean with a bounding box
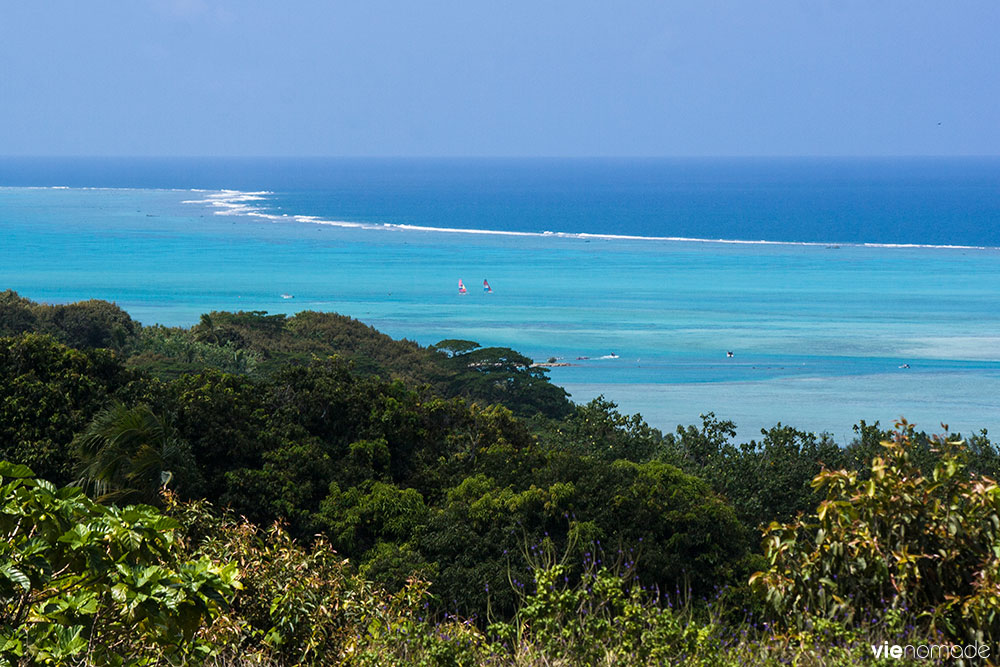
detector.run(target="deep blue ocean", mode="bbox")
[3,157,1000,245]
[2,157,999,440]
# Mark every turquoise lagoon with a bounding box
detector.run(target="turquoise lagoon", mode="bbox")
[1,159,999,441]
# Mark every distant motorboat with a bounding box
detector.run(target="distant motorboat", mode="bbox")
[483,278,493,293]
[458,279,467,294]
[281,294,294,299]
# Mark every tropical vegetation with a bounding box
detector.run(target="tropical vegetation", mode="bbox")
[1,290,997,665]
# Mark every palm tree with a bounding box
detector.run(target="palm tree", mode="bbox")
[193,312,220,344]
[74,403,196,504]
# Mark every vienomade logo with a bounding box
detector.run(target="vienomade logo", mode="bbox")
[870,641,991,661]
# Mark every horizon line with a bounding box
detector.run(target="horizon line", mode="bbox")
[2,154,1000,161]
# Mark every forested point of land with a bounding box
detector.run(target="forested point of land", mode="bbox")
[1,289,998,665]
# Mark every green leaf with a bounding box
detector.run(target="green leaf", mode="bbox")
[0,564,31,591]
[0,462,34,479]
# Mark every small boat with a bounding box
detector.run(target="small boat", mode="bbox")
[458,279,467,294]
[483,279,493,293]
[280,294,294,299]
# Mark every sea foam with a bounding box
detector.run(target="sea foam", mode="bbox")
[182,189,996,252]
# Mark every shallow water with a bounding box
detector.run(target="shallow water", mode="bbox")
[2,159,999,441]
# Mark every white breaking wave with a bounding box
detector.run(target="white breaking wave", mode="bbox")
[180,188,997,252]
[181,190,276,218]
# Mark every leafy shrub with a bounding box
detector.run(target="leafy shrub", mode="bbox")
[172,497,488,667]
[752,421,1000,643]
[489,556,725,666]
[0,462,238,666]
[489,550,938,666]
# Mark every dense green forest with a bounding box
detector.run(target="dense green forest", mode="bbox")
[1,290,998,665]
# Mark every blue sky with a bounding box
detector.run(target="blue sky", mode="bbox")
[0,1,997,156]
